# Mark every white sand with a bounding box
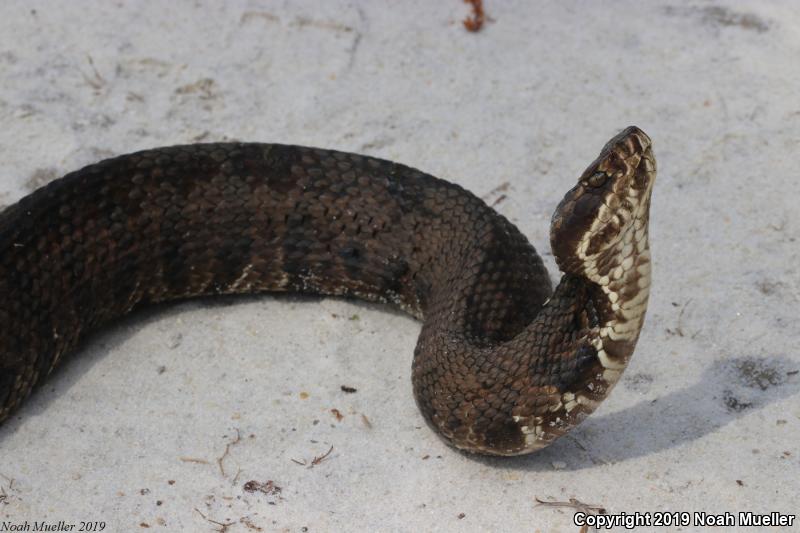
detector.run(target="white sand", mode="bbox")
[1,1,798,531]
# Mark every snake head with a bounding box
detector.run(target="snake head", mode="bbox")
[549,126,656,284]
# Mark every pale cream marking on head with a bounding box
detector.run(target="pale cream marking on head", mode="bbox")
[574,144,654,379]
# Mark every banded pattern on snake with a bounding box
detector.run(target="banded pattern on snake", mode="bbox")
[0,126,655,456]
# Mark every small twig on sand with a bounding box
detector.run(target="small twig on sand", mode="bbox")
[180,457,210,465]
[666,298,693,337]
[217,429,242,476]
[535,496,606,514]
[291,445,335,468]
[361,414,373,428]
[194,507,235,532]
[83,55,107,90]
[311,445,334,466]
[535,497,607,533]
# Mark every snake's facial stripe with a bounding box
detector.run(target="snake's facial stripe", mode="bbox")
[563,129,655,284]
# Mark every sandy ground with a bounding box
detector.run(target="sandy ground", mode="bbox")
[0,1,798,532]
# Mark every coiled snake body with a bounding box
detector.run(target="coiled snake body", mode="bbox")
[0,127,655,456]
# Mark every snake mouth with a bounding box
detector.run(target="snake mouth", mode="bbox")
[549,126,656,278]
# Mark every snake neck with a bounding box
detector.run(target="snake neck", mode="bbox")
[581,228,652,387]
[490,232,652,455]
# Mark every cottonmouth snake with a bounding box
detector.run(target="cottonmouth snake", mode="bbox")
[0,126,655,456]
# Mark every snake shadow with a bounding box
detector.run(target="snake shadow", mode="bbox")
[468,354,799,472]
[0,292,410,445]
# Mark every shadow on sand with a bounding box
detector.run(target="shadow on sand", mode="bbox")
[468,354,798,471]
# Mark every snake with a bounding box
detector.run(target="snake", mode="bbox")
[0,126,655,456]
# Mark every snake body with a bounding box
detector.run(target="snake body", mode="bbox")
[0,127,655,456]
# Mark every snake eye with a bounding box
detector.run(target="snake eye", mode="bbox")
[586,172,608,188]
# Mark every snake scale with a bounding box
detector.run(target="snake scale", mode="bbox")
[0,126,655,456]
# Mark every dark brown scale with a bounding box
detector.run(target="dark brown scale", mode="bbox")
[0,130,655,456]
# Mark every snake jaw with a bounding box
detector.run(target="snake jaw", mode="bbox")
[550,128,654,308]
[567,128,655,373]
[550,126,654,277]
